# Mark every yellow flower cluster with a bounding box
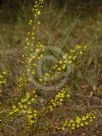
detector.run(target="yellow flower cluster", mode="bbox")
[27,108,38,125]
[26,42,45,78]
[9,2,45,126]
[45,86,71,112]
[24,30,44,54]
[0,0,97,134]
[24,0,44,54]
[21,0,43,70]
[18,71,28,89]
[0,71,7,87]
[32,0,44,18]
[53,44,88,71]
[23,0,45,82]
[28,0,44,27]
[60,111,96,131]
[9,90,38,125]
[38,44,88,83]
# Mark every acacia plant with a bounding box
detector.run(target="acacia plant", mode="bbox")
[0,0,97,135]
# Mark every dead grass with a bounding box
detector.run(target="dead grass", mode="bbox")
[0,4,102,136]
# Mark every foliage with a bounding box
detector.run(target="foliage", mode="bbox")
[0,0,100,135]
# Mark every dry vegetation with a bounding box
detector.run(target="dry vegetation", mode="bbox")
[0,0,102,136]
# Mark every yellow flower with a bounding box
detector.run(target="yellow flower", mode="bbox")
[14,108,19,112]
[72,127,75,130]
[21,98,27,103]
[9,111,13,115]
[27,115,33,119]
[28,19,33,25]
[62,64,66,70]
[45,73,50,77]
[85,122,88,125]
[82,116,86,121]
[77,124,80,128]
[80,51,83,55]
[12,105,16,109]
[28,101,31,105]
[24,105,27,109]
[60,99,63,102]
[27,108,33,114]
[76,117,81,123]
[31,98,35,102]
[80,123,84,126]
[26,92,30,99]
[37,11,41,15]
[19,104,23,109]
[62,127,65,130]
[39,78,43,82]
[49,106,53,111]
[58,68,61,71]
[59,60,63,64]
[60,93,65,98]
[2,72,6,75]
[75,45,81,49]
[18,102,22,106]
[70,119,74,123]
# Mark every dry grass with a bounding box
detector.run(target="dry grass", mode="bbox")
[0,2,102,136]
